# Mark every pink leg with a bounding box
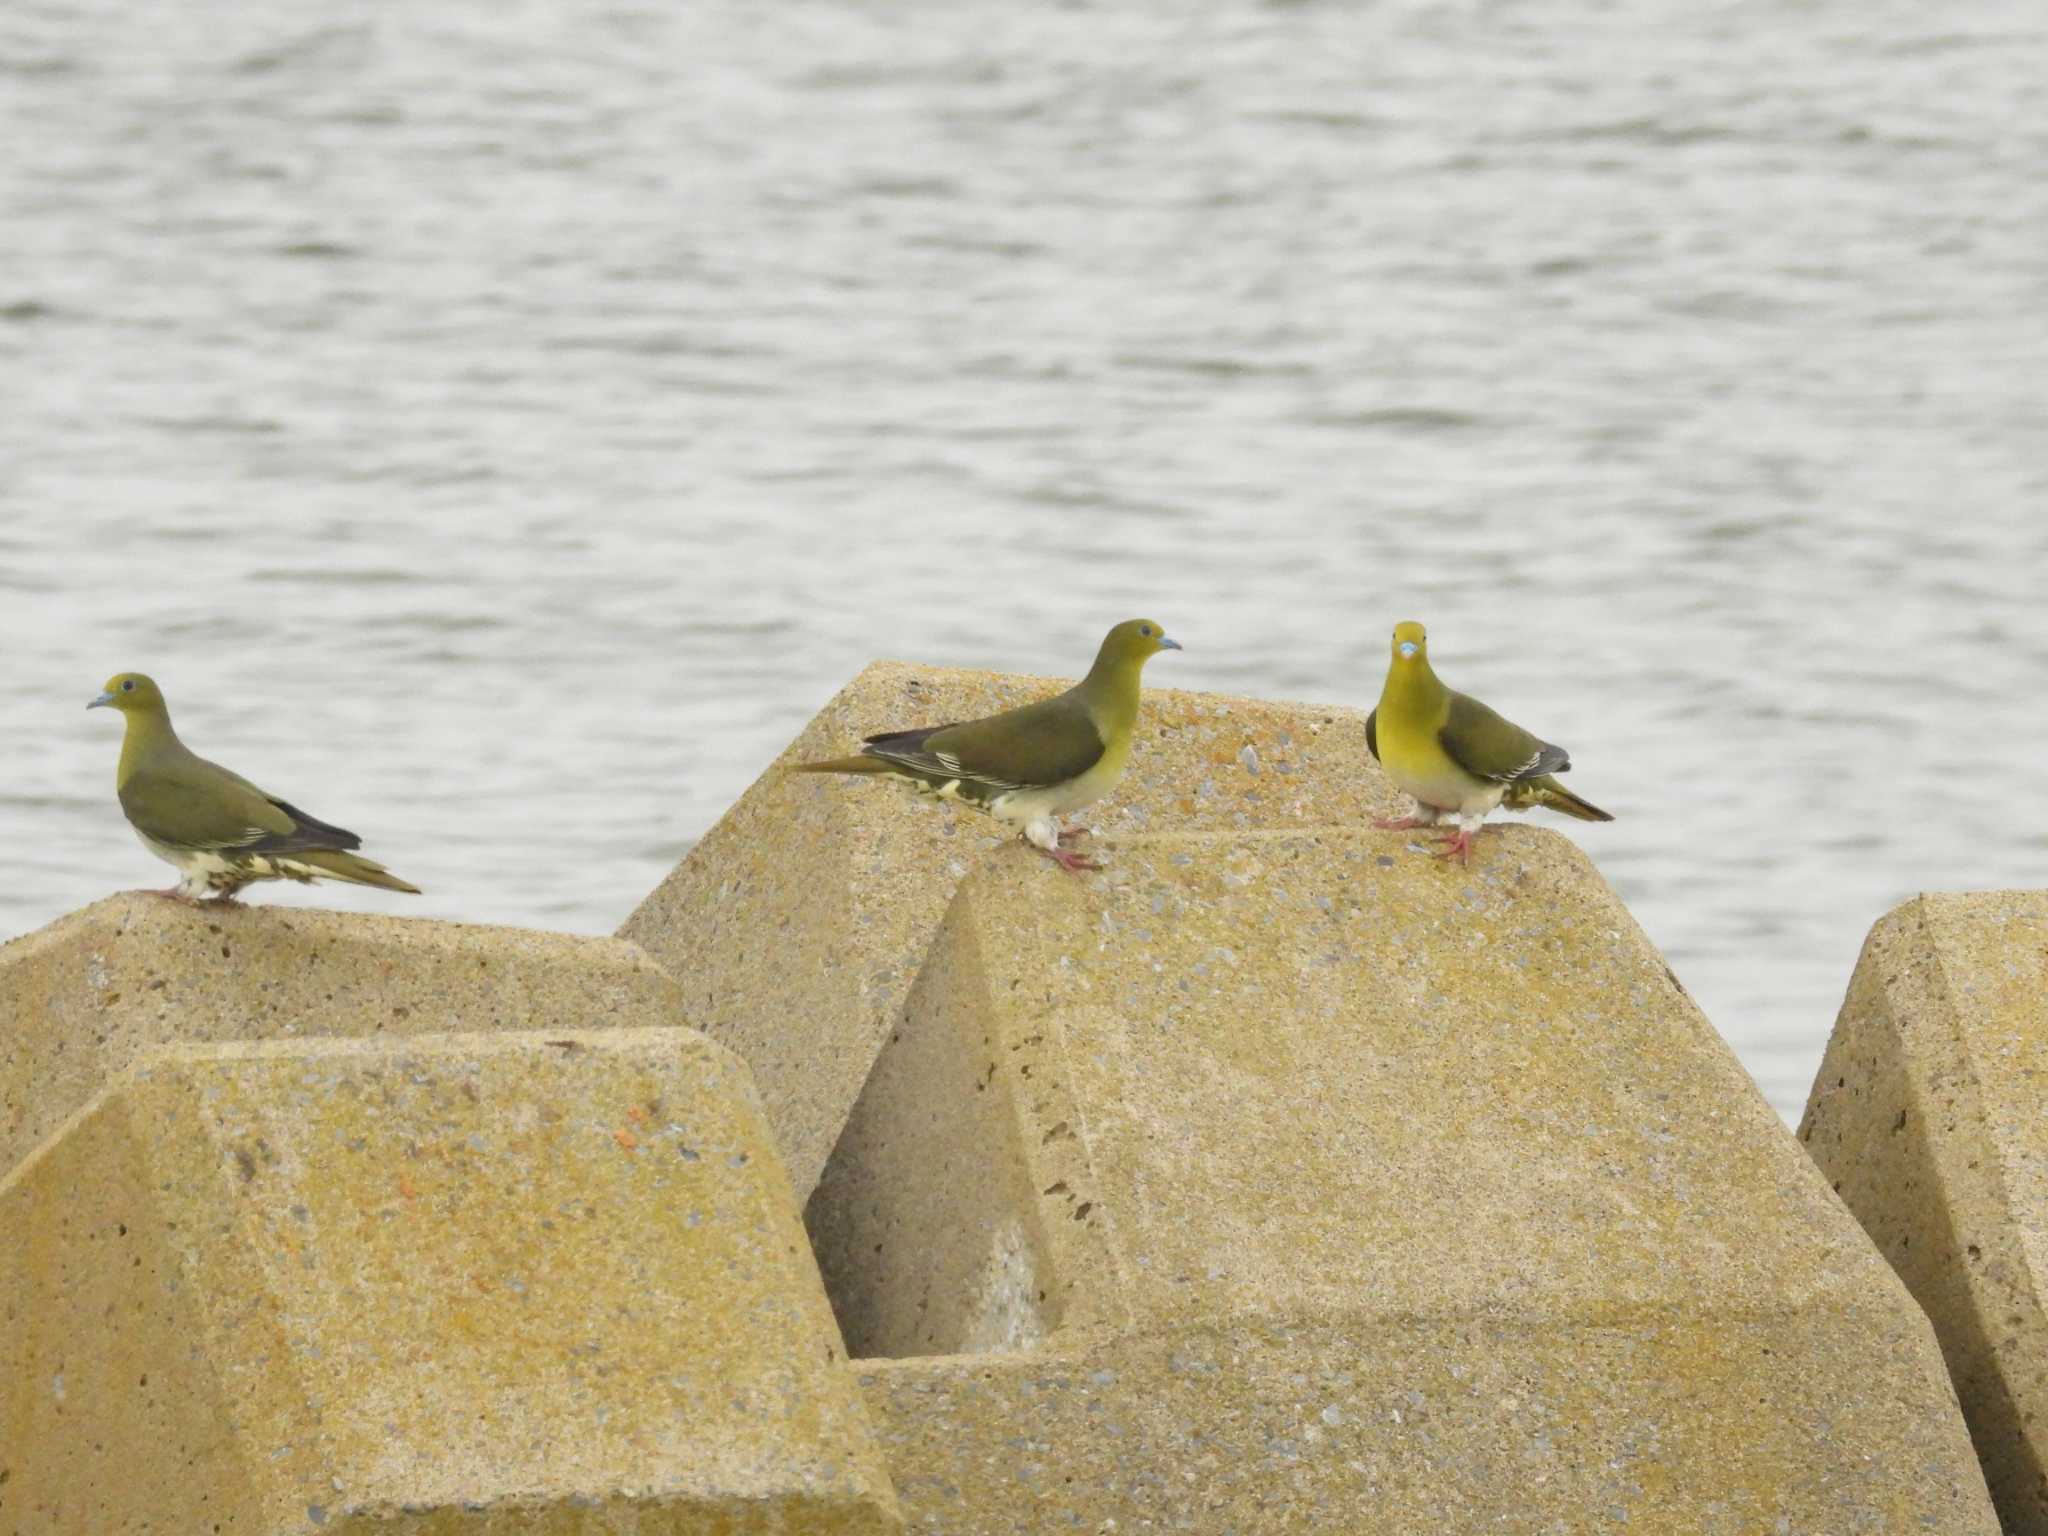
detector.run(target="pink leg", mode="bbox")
[1036,843,1102,873]
[1431,828,1476,864]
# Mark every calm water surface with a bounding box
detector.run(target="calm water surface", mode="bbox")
[3,0,2044,1118]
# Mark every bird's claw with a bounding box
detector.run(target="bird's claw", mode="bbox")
[1430,830,1476,865]
[1039,845,1102,873]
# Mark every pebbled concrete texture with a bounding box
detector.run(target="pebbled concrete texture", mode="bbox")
[0,1028,901,1535]
[0,892,688,1177]
[1800,892,2048,1535]
[619,659,1405,1198]
[7,660,2017,1533]
[809,829,1997,1533]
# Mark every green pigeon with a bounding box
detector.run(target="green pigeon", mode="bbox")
[1365,621,1612,863]
[89,672,421,903]
[792,618,1181,871]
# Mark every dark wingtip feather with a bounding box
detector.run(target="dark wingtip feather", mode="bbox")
[860,725,941,750]
[268,797,362,850]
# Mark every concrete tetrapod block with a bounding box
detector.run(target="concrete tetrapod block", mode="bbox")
[808,829,1997,1534]
[0,1028,901,1535]
[0,893,687,1178]
[620,661,1401,1198]
[1800,893,2048,1534]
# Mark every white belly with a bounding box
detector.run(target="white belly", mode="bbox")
[984,736,1133,850]
[1390,765,1504,818]
[990,747,1129,825]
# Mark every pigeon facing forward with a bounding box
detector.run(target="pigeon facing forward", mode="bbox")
[1365,622,1611,863]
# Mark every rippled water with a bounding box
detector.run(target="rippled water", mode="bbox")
[3,0,2043,1118]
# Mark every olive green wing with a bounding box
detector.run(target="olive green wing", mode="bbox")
[862,688,1106,794]
[1438,690,1570,784]
[1364,708,1379,761]
[119,754,363,854]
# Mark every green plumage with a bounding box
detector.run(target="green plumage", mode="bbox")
[119,750,315,853]
[796,688,1108,804]
[1364,693,1597,809]
[91,672,420,901]
[794,619,1181,871]
[1366,621,1611,861]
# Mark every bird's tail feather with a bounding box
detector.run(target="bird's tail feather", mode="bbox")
[1509,775,1614,823]
[296,849,423,893]
[789,755,892,776]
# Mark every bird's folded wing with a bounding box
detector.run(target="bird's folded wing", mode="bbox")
[120,757,360,854]
[866,692,1106,791]
[1439,691,1570,783]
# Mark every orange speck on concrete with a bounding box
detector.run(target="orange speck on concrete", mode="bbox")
[614,1128,639,1152]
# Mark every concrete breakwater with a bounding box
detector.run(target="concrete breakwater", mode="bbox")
[0,663,2031,1532]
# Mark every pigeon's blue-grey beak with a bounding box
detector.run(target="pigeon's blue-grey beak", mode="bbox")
[87,691,115,710]
[1397,641,1419,659]
[1160,635,1183,651]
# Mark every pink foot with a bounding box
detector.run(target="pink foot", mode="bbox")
[1372,816,1435,831]
[1038,844,1102,873]
[1431,829,1476,864]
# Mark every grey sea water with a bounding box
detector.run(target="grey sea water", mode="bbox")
[3,0,2044,1118]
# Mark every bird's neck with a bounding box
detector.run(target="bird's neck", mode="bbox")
[1378,661,1448,727]
[1078,655,1145,739]
[117,708,181,788]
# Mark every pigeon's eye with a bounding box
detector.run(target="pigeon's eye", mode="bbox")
[1140,625,1153,637]
[121,680,134,692]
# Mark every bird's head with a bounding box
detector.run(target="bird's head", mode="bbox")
[1096,618,1182,672]
[88,672,166,715]
[1389,621,1429,666]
